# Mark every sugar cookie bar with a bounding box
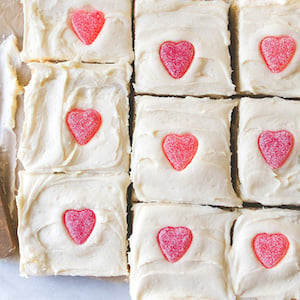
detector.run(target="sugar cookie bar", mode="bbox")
[17,171,129,277]
[238,97,300,206]
[22,0,134,63]
[229,209,300,299]
[234,0,300,97]
[131,96,241,207]
[129,203,238,300]
[18,62,131,173]
[134,0,235,96]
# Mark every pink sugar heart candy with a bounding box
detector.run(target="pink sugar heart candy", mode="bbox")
[64,209,96,245]
[71,10,105,45]
[157,226,193,263]
[66,109,102,145]
[252,233,289,269]
[159,41,195,79]
[258,130,294,169]
[260,36,296,73]
[162,134,198,171]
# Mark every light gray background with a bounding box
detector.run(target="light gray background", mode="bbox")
[0,256,130,300]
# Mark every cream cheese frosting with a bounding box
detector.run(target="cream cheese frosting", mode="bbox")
[0,35,22,216]
[229,209,300,299]
[237,0,300,97]
[238,97,300,205]
[135,0,228,15]
[17,171,130,277]
[18,61,131,173]
[131,96,241,207]
[21,0,134,63]
[0,35,22,131]
[129,203,238,300]
[134,1,235,96]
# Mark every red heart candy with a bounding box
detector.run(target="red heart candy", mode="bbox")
[162,134,198,171]
[252,233,289,269]
[258,130,294,169]
[157,227,193,263]
[260,36,296,73]
[71,10,105,45]
[66,109,102,145]
[159,41,195,79]
[64,209,96,245]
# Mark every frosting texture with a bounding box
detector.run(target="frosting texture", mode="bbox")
[229,209,300,299]
[131,96,241,207]
[134,1,235,96]
[238,97,300,205]
[18,61,131,173]
[21,0,134,63]
[129,204,238,300]
[17,171,129,277]
[0,35,22,215]
[238,0,300,97]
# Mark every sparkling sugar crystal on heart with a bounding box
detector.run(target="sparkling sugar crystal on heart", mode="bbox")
[260,36,296,73]
[71,10,105,45]
[162,134,198,171]
[157,227,193,263]
[252,233,289,269]
[66,109,102,145]
[258,130,294,169]
[64,209,96,245]
[159,41,195,79]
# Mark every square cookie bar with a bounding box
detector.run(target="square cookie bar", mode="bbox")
[131,96,241,207]
[17,171,129,277]
[238,97,300,206]
[18,62,131,173]
[229,209,300,299]
[129,204,238,300]
[235,0,300,97]
[134,0,235,96]
[22,0,133,63]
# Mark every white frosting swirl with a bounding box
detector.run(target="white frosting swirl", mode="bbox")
[229,209,300,299]
[17,171,130,277]
[0,35,22,216]
[21,0,134,63]
[129,204,238,300]
[131,96,241,207]
[18,61,131,173]
[238,97,300,205]
[134,1,235,96]
[237,0,300,97]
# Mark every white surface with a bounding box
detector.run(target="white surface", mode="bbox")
[0,256,130,300]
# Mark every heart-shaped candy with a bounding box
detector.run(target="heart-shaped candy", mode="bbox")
[157,227,193,263]
[258,130,294,169]
[71,10,105,45]
[260,36,296,73]
[159,41,195,79]
[64,209,96,245]
[162,134,198,171]
[252,233,289,269]
[66,109,102,145]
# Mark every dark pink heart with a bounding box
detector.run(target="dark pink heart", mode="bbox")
[260,36,296,73]
[71,10,105,45]
[159,41,195,79]
[66,109,102,145]
[64,209,96,245]
[252,233,289,269]
[162,134,198,171]
[157,227,193,263]
[258,130,294,169]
